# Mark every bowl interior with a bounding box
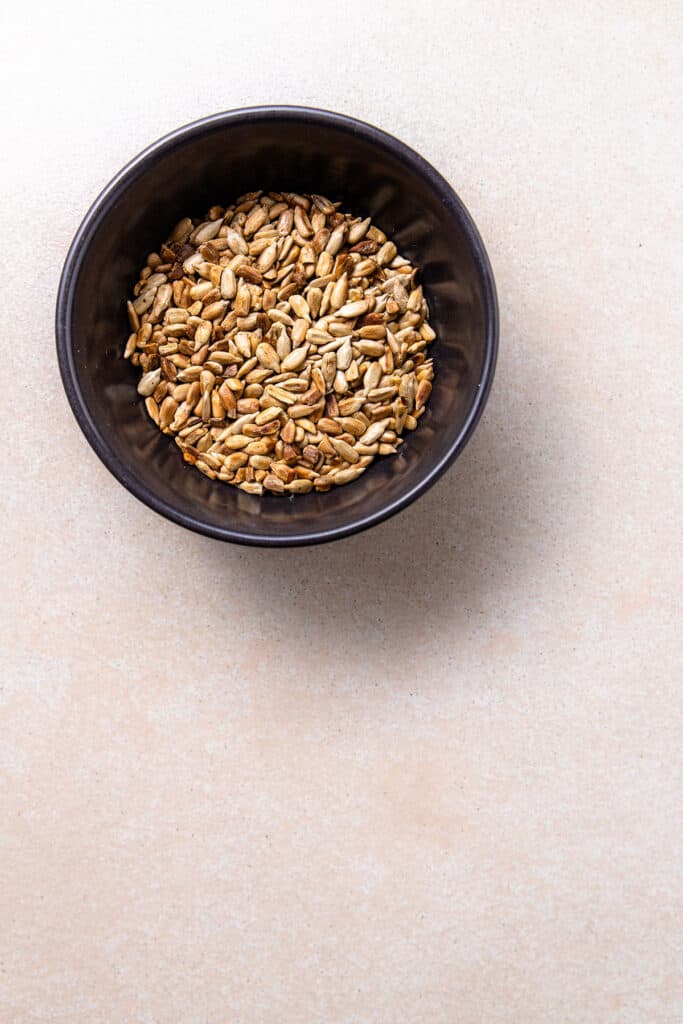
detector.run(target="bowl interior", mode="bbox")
[59,110,496,544]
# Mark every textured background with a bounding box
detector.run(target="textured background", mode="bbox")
[1,2,681,1022]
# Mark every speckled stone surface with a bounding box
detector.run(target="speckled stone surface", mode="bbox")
[1,2,681,1021]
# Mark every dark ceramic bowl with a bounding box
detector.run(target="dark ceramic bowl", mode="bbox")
[56,106,498,546]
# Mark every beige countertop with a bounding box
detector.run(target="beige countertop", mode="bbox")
[1,2,681,1021]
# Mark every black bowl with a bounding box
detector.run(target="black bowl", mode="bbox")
[56,106,498,546]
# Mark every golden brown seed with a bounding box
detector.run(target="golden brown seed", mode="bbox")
[225,452,249,470]
[145,396,159,423]
[368,386,397,402]
[312,227,331,254]
[359,324,386,340]
[249,454,272,470]
[137,368,162,396]
[286,479,313,494]
[294,206,313,237]
[288,403,314,419]
[246,439,274,456]
[281,418,296,443]
[330,272,349,311]
[290,318,308,345]
[308,287,323,318]
[159,397,178,429]
[270,463,296,483]
[237,398,260,414]
[317,417,342,435]
[335,339,353,371]
[336,299,368,319]
[301,244,316,266]
[263,473,286,493]
[316,251,334,277]
[311,367,326,395]
[225,432,249,448]
[267,308,294,327]
[337,417,366,437]
[152,380,168,403]
[193,219,223,244]
[186,387,201,414]
[415,379,432,410]
[255,342,280,372]
[363,362,382,391]
[290,294,310,319]
[331,437,360,464]
[321,352,337,390]
[326,224,346,255]
[127,300,140,331]
[219,267,237,299]
[218,382,237,417]
[190,344,209,366]
[234,284,251,317]
[348,217,371,245]
[225,228,247,255]
[267,385,297,406]
[345,360,360,384]
[308,193,333,214]
[255,406,282,426]
[277,208,294,235]
[281,345,310,373]
[199,369,215,393]
[193,322,211,348]
[244,205,268,236]
[236,264,263,285]
[376,241,397,266]
[258,240,279,272]
[333,466,365,485]
[203,300,227,321]
[170,216,193,243]
[359,419,390,445]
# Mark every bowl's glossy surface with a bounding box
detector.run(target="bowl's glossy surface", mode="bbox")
[56,107,498,546]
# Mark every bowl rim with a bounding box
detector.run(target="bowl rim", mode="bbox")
[55,105,498,547]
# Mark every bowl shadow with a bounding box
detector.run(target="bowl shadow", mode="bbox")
[190,343,567,681]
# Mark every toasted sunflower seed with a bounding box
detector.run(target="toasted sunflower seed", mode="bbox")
[415,379,432,410]
[281,344,310,373]
[330,273,348,311]
[244,205,268,236]
[226,228,248,255]
[220,267,237,299]
[203,300,227,321]
[289,294,310,319]
[358,419,390,446]
[333,466,365,485]
[326,224,346,255]
[137,368,162,396]
[331,437,360,464]
[336,299,368,319]
[263,473,286,493]
[255,342,280,372]
[348,217,371,244]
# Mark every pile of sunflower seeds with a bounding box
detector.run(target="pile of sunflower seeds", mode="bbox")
[124,191,435,495]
